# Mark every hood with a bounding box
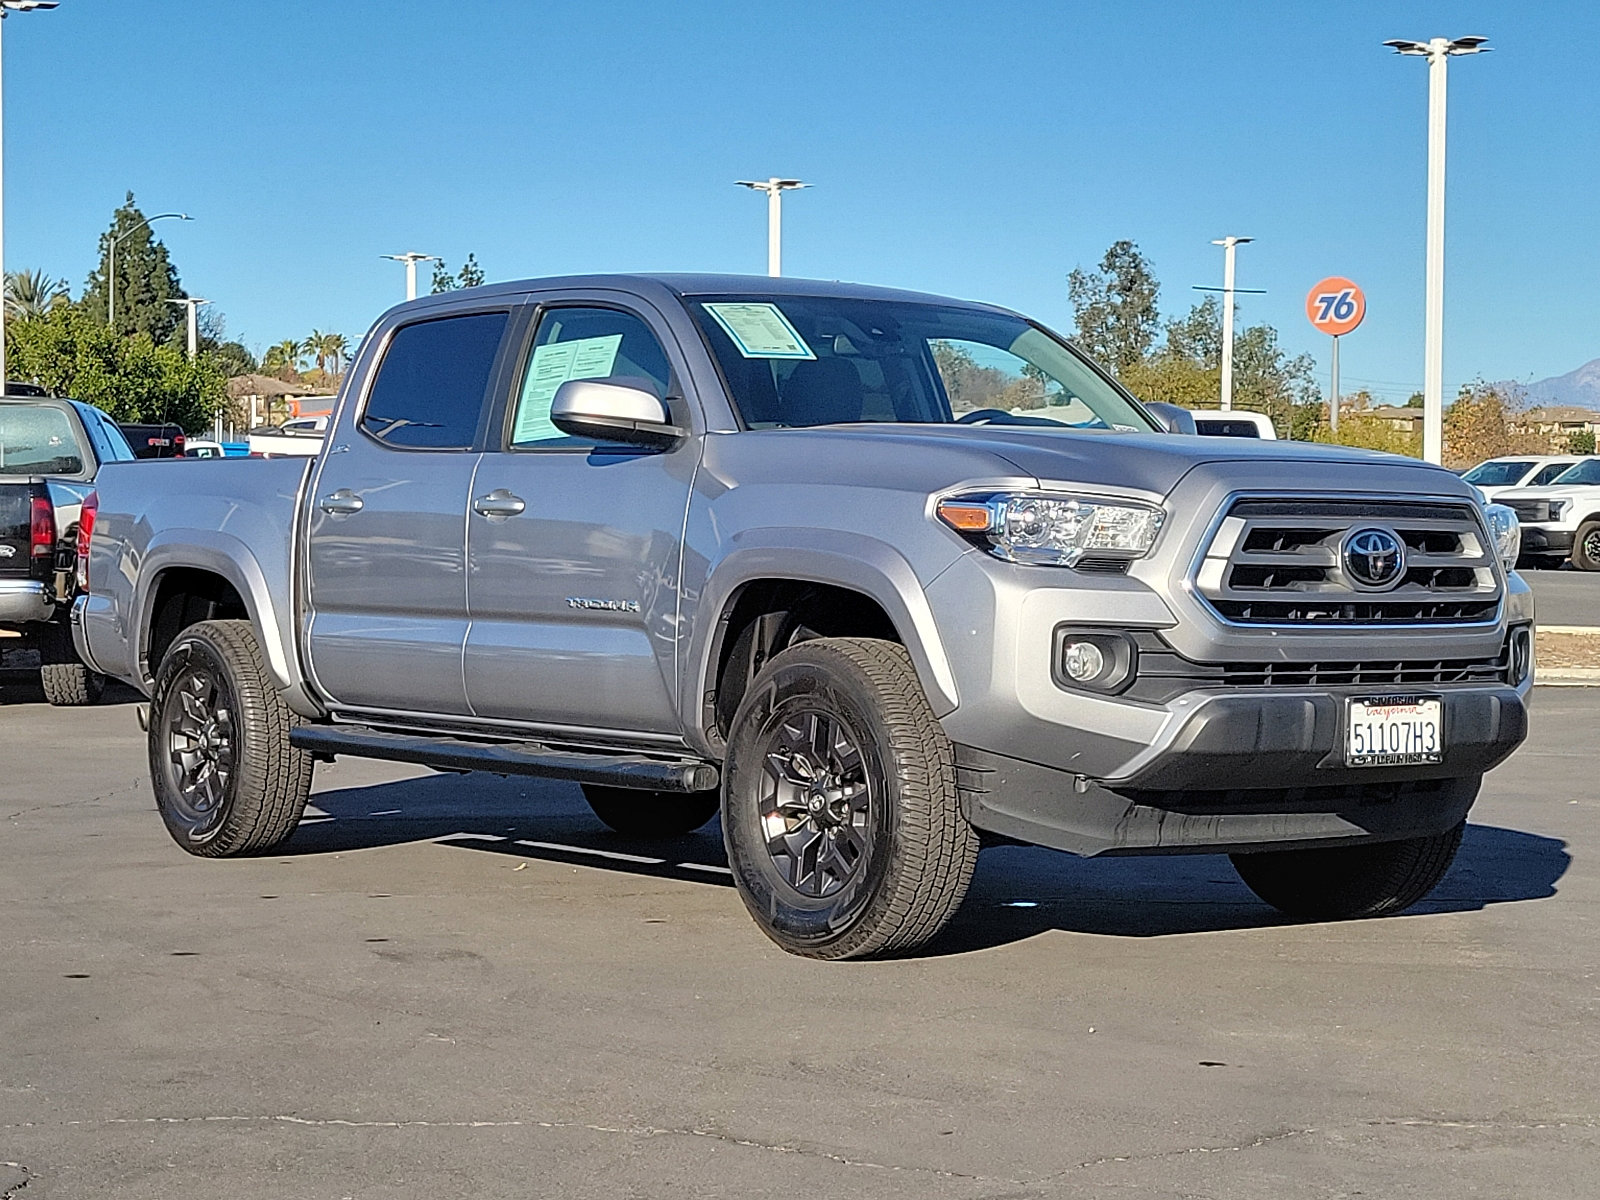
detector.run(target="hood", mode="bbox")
[1496,481,1600,500]
[743,423,1475,499]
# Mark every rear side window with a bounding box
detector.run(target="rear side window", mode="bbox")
[1530,462,1573,486]
[0,405,84,475]
[361,312,509,449]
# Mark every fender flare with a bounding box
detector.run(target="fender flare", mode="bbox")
[683,528,961,751]
[133,530,300,694]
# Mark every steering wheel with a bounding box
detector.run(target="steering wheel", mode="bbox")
[955,408,1013,425]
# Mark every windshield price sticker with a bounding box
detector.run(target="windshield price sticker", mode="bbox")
[704,302,816,360]
[1346,696,1443,767]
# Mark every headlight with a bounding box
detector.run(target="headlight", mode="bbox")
[1550,499,1570,520]
[1483,502,1520,569]
[937,492,1164,566]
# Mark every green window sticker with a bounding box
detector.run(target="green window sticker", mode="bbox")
[704,302,816,360]
[514,333,623,443]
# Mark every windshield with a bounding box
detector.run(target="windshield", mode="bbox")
[686,295,1156,433]
[1462,460,1534,486]
[1551,459,1600,486]
[0,405,83,475]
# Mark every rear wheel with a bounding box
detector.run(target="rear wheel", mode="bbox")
[149,619,312,857]
[1230,821,1465,920]
[1571,520,1600,571]
[38,620,105,706]
[721,637,979,960]
[582,784,720,838]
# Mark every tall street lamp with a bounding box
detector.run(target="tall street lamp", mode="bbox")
[0,0,59,389]
[1384,35,1490,464]
[735,178,808,276]
[382,251,439,301]
[108,211,191,331]
[1211,236,1252,412]
[166,296,210,359]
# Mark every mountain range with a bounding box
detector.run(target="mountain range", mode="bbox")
[1523,358,1600,410]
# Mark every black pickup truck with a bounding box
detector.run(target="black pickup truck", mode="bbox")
[1,396,137,703]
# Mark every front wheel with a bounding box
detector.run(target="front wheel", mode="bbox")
[149,619,313,857]
[1230,820,1465,920]
[721,637,979,960]
[1571,520,1600,571]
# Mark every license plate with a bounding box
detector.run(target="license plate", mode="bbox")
[1345,696,1443,766]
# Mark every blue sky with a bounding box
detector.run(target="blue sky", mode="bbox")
[8,1,1595,400]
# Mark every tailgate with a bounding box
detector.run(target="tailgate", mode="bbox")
[0,480,43,581]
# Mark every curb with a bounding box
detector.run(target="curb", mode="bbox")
[1540,625,1600,636]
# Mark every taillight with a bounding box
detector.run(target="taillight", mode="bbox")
[75,492,98,592]
[174,433,186,457]
[30,494,54,559]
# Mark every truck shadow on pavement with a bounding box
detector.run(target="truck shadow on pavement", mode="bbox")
[294,770,1570,954]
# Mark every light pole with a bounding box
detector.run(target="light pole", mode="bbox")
[0,0,59,389]
[382,251,439,301]
[108,211,190,331]
[1384,35,1490,464]
[735,178,808,276]
[166,296,210,359]
[1210,236,1252,411]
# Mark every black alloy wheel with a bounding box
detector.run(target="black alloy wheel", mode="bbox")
[753,708,874,898]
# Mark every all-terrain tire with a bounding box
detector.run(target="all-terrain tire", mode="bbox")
[1571,520,1600,572]
[1230,820,1466,920]
[148,619,313,857]
[582,784,721,838]
[38,620,105,706]
[721,637,979,960]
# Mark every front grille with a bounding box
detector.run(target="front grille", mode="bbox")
[1506,499,1551,522]
[1192,497,1501,626]
[1124,629,1517,704]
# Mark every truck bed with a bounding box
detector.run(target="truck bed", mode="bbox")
[80,455,314,689]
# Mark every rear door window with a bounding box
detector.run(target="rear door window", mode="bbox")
[361,312,510,449]
[1530,462,1574,486]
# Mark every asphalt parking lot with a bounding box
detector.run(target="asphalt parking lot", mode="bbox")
[1526,567,1599,627]
[2,673,1596,1200]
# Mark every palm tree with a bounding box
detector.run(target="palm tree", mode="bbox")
[319,332,350,376]
[303,329,328,376]
[4,269,68,319]
[262,339,303,381]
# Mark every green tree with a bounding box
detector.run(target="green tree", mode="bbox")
[7,305,225,431]
[430,254,487,294]
[1067,240,1160,374]
[4,268,69,320]
[1568,429,1596,455]
[78,193,188,344]
[212,340,258,379]
[261,339,303,380]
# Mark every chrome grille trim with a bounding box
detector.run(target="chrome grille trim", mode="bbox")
[1192,496,1502,627]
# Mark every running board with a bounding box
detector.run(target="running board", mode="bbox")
[288,724,719,793]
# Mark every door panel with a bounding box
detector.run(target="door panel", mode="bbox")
[464,302,696,735]
[304,309,511,715]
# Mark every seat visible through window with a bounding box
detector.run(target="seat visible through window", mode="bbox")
[777,357,864,426]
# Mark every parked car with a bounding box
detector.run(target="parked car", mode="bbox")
[1186,408,1278,438]
[184,440,227,459]
[246,414,326,457]
[75,274,1531,959]
[117,421,187,459]
[1461,454,1587,501]
[1499,458,1600,570]
[2,395,137,703]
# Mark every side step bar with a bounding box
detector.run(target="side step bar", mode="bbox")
[288,724,719,793]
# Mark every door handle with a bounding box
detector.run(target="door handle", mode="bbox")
[318,488,364,516]
[472,489,527,519]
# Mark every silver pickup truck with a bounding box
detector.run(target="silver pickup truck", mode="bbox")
[75,274,1532,959]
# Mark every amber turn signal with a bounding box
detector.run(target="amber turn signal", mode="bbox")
[936,501,993,533]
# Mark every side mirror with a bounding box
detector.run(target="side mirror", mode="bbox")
[1143,402,1197,435]
[549,377,685,449]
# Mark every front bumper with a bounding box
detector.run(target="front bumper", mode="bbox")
[1519,525,1574,556]
[0,579,53,624]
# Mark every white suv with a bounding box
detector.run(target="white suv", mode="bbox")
[1499,457,1600,570]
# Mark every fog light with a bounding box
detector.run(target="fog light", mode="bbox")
[1062,639,1106,682]
[1052,628,1137,694]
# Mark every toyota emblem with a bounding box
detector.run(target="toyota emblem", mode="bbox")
[1343,527,1406,589]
